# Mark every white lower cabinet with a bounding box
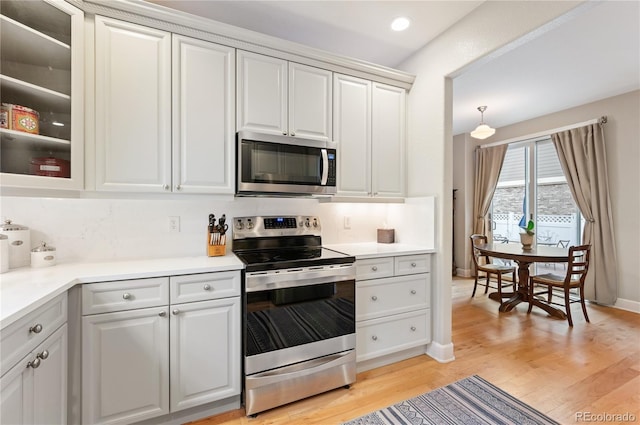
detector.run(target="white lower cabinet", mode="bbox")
[355,254,431,365]
[170,297,240,412]
[0,293,68,425]
[0,324,68,425]
[82,272,240,425]
[82,306,170,425]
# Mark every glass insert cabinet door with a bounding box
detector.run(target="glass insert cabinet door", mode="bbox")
[0,0,84,190]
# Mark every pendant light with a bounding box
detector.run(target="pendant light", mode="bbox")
[470,106,496,139]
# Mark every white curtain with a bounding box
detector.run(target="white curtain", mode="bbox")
[551,122,618,305]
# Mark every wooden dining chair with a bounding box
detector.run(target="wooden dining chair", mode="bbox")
[469,234,517,298]
[527,244,591,326]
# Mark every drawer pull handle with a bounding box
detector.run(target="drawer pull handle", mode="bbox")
[159,311,167,317]
[27,357,41,369]
[411,290,417,295]
[122,293,131,300]
[411,262,417,267]
[203,284,211,291]
[37,350,49,360]
[29,323,43,334]
[371,335,378,341]
[372,266,378,271]
[411,326,417,332]
[371,295,378,301]
[172,309,180,315]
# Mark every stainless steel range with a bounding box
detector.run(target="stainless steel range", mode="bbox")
[232,215,356,416]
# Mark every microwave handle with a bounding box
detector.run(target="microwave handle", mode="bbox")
[320,149,329,185]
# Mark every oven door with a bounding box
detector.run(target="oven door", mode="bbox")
[244,264,355,375]
[237,131,337,195]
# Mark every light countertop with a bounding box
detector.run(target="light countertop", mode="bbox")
[325,242,435,259]
[0,244,435,331]
[0,255,244,330]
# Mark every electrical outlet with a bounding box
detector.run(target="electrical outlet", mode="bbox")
[168,216,180,233]
[344,216,351,229]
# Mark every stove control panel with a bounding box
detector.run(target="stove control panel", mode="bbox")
[233,215,321,239]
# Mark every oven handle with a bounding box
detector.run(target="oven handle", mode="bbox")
[245,264,354,292]
[245,350,355,388]
[320,148,329,185]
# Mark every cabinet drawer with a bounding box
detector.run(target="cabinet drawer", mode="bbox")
[355,257,394,280]
[1,293,67,376]
[82,277,169,315]
[356,309,430,362]
[356,274,429,321]
[170,271,240,304]
[394,254,430,276]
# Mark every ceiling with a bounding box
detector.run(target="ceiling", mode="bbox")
[147,0,640,136]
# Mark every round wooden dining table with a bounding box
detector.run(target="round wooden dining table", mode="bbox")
[475,242,569,319]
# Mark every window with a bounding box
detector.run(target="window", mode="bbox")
[490,138,583,262]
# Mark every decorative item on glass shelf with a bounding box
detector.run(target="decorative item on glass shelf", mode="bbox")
[207,213,228,256]
[519,219,535,250]
[1,103,39,134]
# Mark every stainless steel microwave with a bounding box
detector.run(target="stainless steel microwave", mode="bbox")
[236,131,337,196]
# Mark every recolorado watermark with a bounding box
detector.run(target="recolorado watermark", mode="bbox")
[576,411,637,422]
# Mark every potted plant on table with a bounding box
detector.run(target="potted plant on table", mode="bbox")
[519,219,535,250]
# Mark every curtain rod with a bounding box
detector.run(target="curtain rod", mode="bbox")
[477,115,607,149]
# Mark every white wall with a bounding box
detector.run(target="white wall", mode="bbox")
[0,194,435,263]
[453,90,640,309]
[399,0,584,362]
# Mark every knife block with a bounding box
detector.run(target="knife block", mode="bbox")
[207,230,226,257]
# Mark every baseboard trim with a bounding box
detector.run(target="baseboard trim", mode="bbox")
[426,341,455,363]
[455,268,472,277]
[611,298,640,314]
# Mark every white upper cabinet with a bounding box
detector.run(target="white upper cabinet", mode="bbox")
[288,62,332,141]
[334,75,406,198]
[334,74,371,197]
[372,82,406,198]
[93,17,235,193]
[94,16,172,192]
[172,35,235,194]
[0,0,84,190]
[237,51,332,141]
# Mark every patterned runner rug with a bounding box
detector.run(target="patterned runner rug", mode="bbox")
[341,375,559,425]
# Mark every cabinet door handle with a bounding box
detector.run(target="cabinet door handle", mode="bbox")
[37,350,49,360]
[159,311,167,317]
[29,323,43,334]
[411,290,417,295]
[371,335,378,341]
[283,131,287,136]
[410,326,417,332]
[203,284,211,291]
[27,357,41,369]
[172,309,180,315]
[371,266,378,271]
[411,262,417,267]
[122,293,131,300]
[163,184,170,191]
[291,132,295,136]
[371,295,378,301]
[175,184,181,191]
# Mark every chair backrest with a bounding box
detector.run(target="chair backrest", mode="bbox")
[557,239,570,248]
[566,244,591,286]
[469,234,488,268]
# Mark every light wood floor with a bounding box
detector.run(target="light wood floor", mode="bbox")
[191,277,640,425]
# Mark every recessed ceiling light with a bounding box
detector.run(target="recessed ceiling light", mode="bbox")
[391,17,410,32]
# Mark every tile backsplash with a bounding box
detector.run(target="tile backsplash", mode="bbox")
[0,195,434,263]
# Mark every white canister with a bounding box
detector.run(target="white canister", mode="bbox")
[0,234,8,273]
[0,220,30,268]
[31,242,56,268]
